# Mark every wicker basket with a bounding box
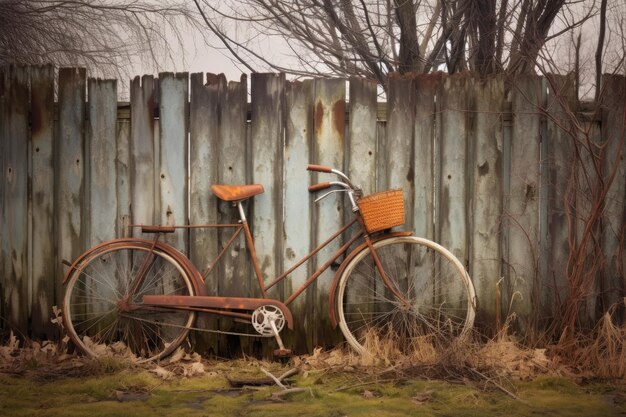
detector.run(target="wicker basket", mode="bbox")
[358,189,405,233]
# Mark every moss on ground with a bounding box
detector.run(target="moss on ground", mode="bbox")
[1,370,625,417]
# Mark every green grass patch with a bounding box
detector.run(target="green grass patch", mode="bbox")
[1,370,626,417]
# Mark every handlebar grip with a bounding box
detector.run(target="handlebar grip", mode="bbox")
[308,182,332,192]
[307,164,333,173]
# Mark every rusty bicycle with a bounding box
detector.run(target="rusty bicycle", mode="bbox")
[62,164,476,361]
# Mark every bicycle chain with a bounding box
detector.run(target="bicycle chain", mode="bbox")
[120,313,274,338]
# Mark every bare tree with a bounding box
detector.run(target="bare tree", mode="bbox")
[0,0,203,77]
[195,0,624,90]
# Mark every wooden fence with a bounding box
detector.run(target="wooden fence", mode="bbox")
[1,65,624,355]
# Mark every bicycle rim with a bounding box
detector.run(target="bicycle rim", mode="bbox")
[337,236,476,355]
[63,243,196,362]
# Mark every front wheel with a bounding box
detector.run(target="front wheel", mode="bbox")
[337,236,476,356]
[63,242,196,362]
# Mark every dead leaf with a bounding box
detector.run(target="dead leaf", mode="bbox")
[411,390,434,404]
[168,347,186,364]
[150,365,174,380]
[182,362,205,377]
[362,390,376,399]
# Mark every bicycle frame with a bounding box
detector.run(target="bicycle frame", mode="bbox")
[63,166,411,342]
[136,211,364,307]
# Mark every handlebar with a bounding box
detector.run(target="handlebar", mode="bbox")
[307,164,333,173]
[308,182,332,192]
[307,163,361,211]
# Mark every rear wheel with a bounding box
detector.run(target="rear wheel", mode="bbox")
[337,236,476,355]
[63,242,196,362]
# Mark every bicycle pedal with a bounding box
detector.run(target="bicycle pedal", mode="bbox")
[273,348,292,358]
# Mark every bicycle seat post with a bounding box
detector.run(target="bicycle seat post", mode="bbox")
[235,201,247,223]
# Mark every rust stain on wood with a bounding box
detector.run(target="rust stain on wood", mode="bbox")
[315,100,324,137]
[332,100,345,137]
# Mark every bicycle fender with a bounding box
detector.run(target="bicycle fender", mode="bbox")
[327,231,414,328]
[62,238,207,297]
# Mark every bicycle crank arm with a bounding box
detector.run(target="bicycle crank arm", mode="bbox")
[142,295,294,330]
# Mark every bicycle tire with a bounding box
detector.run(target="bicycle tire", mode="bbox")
[337,236,476,355]
[63,241,196,362]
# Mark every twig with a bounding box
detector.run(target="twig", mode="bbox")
[468,368,526,403]
[260,367,288,389]
[268,387,307,401]
[334,378,405,392]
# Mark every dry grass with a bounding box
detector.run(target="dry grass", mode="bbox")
[4,311,626,386]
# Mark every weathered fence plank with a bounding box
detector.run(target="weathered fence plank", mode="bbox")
[189,73,221,283]
[438,74,471,267]
[159,72,189,253]
[130,75,156,231]
[600,74,626,313]
[545,74,577,319]
[87,78,118,246]
[386,73,416,227]
[29,65,56,338]
[251,73,285,297]
[507,75,544,329]
[189,73,224,354]
[471,76,505,328]
[56,67,86,328]
[217,75,248,297]
[283,79,314,353]
[313,78,345,347]
[116,116,131,237]
[348,77,377,194]
[1,66,29,334]
[216,75,249,354]
[413,74,440,240]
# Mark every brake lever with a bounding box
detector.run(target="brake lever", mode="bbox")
[314,189,347,203]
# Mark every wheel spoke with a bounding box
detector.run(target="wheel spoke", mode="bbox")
[337,236,475,355]
[63,243,195,362]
